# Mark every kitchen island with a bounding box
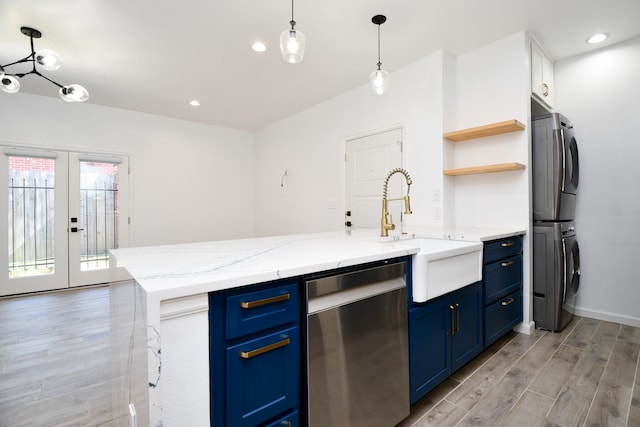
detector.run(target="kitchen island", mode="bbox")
[112,227,524,427]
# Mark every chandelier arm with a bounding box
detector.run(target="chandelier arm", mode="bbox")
[31,69,65,89]
[1,54,36,69]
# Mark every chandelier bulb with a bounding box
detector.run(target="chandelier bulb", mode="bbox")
[1,75,21,94]
[35,49,63,71]
[59,84,89,102]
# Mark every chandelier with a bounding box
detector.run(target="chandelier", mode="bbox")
[0,27,89,102]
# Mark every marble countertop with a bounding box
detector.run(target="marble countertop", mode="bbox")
[112,227,525,302]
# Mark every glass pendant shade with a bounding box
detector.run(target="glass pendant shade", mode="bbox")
[1,75,21,94]
[35,49,63,70]
[280,28,306,63]
[370,69,389,95]
[59,84,89,102]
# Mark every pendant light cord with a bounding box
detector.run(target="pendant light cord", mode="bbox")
[290,0,296,29]
[377,24,382,70]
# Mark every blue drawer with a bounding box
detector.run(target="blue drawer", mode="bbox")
[483,236,523,264]
[483,254,522,305]
[484,289,522,347]
[226,327,300,427]
[226,281,299,340]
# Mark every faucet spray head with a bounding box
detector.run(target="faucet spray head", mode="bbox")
[404,195,412,214]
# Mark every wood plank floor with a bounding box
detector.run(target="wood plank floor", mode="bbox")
[0,283,148,427]
[398,316,640,427]
[2,284,639,426]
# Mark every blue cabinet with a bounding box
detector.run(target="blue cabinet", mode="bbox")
[482,236,523,347]
[210,280,300,427]
[409,281,482,404]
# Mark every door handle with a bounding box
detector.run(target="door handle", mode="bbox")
[455,303,460,333]
[69,227,84,233]
[449,305,455,335]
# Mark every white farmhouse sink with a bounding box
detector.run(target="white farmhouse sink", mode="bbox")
[411,238,483,303]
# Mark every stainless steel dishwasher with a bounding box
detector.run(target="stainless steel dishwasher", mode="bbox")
[305,259,409,427]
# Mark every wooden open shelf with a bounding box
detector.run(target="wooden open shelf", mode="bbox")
[443,162,526,176]
[443,119,525,142]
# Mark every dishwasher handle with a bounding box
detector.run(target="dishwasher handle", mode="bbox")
[307,277,405,315]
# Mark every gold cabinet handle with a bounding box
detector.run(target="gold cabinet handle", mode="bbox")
[455,303,460,333]
[449,305,455,335]
[501,260,514,268]
[501,297,515,307]
[280,422,292,427]
[542,83,549,97]
[501,241,514,247]
[240,336,290,359]
[240,293,290,309]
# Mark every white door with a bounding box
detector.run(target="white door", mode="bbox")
[345,128,403,231]
[68,152,130,286]
[1,146,130,296]
[0,148,69,294]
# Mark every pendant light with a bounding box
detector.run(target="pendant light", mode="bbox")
[1,27,89,102]
[370,15,389,95]
[280,0,306,63]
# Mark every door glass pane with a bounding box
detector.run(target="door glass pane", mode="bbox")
[79,161,119,271]
[7,156,56,278]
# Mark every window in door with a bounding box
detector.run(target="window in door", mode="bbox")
[8,155,57,278]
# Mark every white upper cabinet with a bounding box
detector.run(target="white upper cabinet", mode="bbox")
[531,39,554,109]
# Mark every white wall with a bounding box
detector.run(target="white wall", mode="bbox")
[254,51,448,237]
[445,31,533,332]
[0,93,255,247]
[554,36,640,326]
[447,32,530,230]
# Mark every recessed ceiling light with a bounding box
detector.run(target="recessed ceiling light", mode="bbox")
[251,41,267,53]
[189,100,201,107]
[587,33,609,44]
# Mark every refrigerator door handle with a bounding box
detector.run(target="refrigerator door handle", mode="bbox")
[562,238,568,304]
[560,128,566,192]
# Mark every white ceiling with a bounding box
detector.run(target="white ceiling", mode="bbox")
[1,0,639,131]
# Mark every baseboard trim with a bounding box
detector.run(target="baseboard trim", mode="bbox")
[514,320,535,335]
[572,307,640,328]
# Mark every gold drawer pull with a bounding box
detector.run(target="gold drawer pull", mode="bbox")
[501,260,514,268]
[501,297,515,307]
[240,337,290,359]
[240,293,290,309]
[280,422,292,427]
[501,242,514,247]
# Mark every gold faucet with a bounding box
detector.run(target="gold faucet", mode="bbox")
[381,168,413,237]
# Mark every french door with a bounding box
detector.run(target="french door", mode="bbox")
[0,146,130,296]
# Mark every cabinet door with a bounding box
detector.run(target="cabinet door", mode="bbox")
[451,282,483,372]
[226,327,300,427]
[531,40,554,108]
[408,297,451,404]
